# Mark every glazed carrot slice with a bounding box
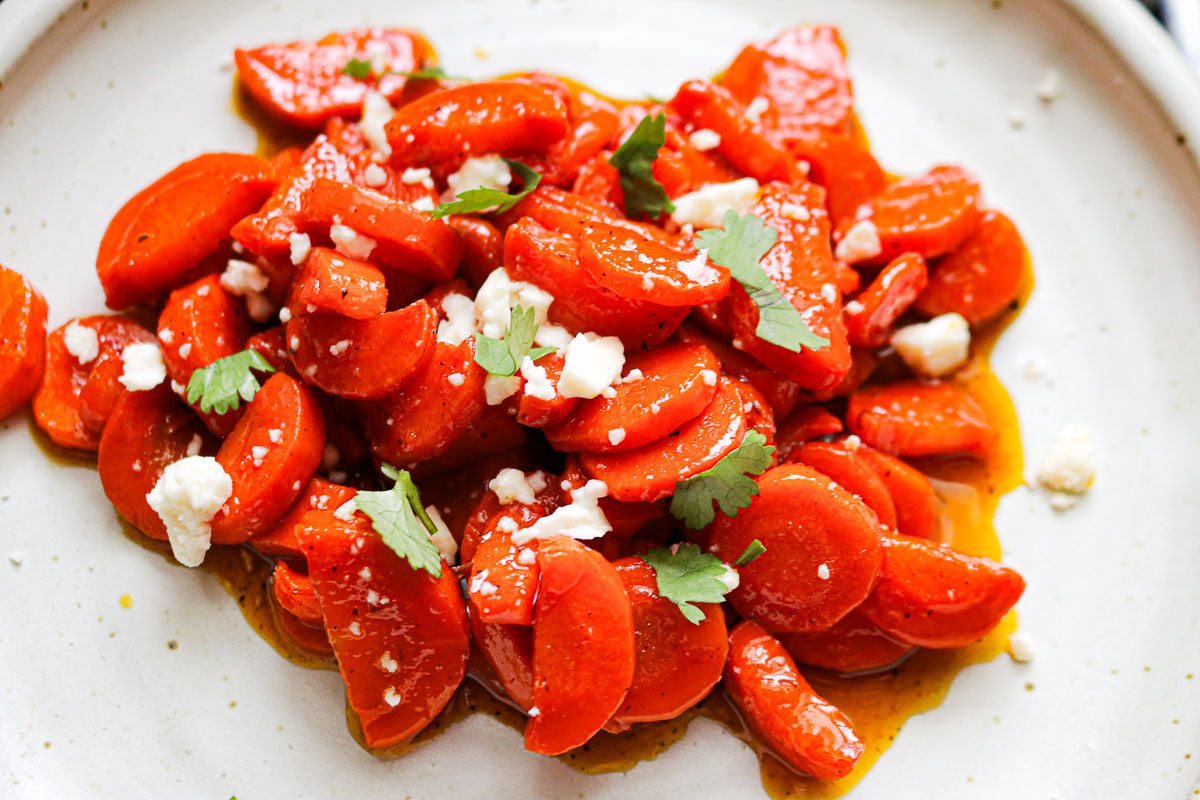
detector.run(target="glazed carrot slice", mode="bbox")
[289,247,388,319]
[503,216,689,349]
[513,351,579,429]
[297,178,464,283]
[787,440,898,530]
[542,99,623,188]
[774,404,844,461]
[286,300,436,400]
[385,82,570,175]
[609,558,728,728]
[299,510,469,749]
[273,560,323,623]
[525,536,635,755]
[468,507,543,626]
[846,380,995,457]
[579,222,730,306]
[364,339,487,467]
[721,25,855,137]
[726,182,852,394]
[470,616,535,711]
[579,380,747,503]
[247,326,298,378]
[407,406,529,480]
[914,210,1027,325]
[275,605,334,654]
[0,265,47,421]
[444,215,505,290]
[844,252,929,347]
[725,620,864,779]
[667,80,804,183]
[857,534,1025,648]
[653,126,744,199]
[98,384,216,540]
[210,373,326,543]
[832,257,861,294]
[77,350,126,435]
[560,455,666,538]
[788,132,887,227]
[249,476,357,557]
[708,463,883,633]
[672,321,802,419]
[855,446,939,539]
[235,28,431,128]
[836,165,982,266]
[97,153,277,309]
[730,378,777,444]
[500,185,674,244]
[779,609,914,675]
[545,343,721,454]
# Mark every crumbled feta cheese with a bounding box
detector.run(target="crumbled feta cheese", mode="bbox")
[558,333,625,399]
[347,621,362,635]
[278,306,293,324]
[817,563,831,580]
[835,220,882,263]
[378,651,400,673]
[118,343,166,391]
[63,321,99,364]
[1036,68,1062,103]
[145,456,233,567]
[363,162,389,188]
[677,249,720,285]
[519,356,556,401]
[425,505,458,565]
[220,259,269,296]
[360,90,394,156]
[527,706,541,717]
[330,223,377,260]
[845,300,865,315]
[715,563,740,592]
[1008,632,1035,663]
[1036,424,1097,500]
[382,686,402,707]
[333,499,357,522]
[470,569,498,597]
[490,468,538,505]
[890,313,972,377]
[534,323,573,351]
[511,479,612,545]
[670,178,760,229]
[618,369,644,384]
[444,154,511,200]
[601,386,618,399]
[365,41,389,77]
[401,167,435,189]
[781,202,811,222]
[743,96,769,126]
[517,547,536,566]
[820,282,837,304]
[178,342,192,359]
[607,427,626,446]
[475,268,554,339]
[268,428,282,443]
[158,328,174,345]
[688,128,721,151]
[843,434,862,451]
[447,372,465,387]
[411,196,435,212]
[495,516,519,534]
[251,445,269,467]
[288,232,312,265]
[328,339,352,356]
[484,374,521,405]
[701,369,718,387]
[437,292,477,345]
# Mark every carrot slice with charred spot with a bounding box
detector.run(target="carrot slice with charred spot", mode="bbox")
[287,300,436,400]
[914,210,1027,326]
[0,265,47,421]
[525,536,635,755]
[289,247,388,319]
[846,380,995,457]
[580,380,747,503]
[774,404,843,461]
[725,620,864,779]
[249,476,357,557]
[844,252,929,348]
[857,534,1025,648]
[545,342,721,454]
[210,373,325,543]
[579,222,730,307]
[385,82,570,175]
[609,558,728,728]
[273,560,323,623]
[787,440,898,530]
[97,153,277,309]
[468,507,543,626]
[779,609,915,675]
[300,510,469,749]
[855,445,939,539]
[709,463,883,633]
[471,616,535,711]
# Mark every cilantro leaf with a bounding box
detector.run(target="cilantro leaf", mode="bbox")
[608,113,674,220]
[473,305,556,376]
[341,58,372,79]
[185,349,276,415]
[697,211,831,353]
[397,66,465,81]
[431,158,541,218]
[640,544,734,624]
[669,429,775,529]
[733,539,767,567]
[354,464,443,577]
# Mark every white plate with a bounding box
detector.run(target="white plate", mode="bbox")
[2,0,1199,797]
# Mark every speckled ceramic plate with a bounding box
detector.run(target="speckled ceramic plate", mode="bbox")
[2,0,1199,797]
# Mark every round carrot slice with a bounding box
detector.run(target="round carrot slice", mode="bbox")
[844,252,929,347]
[855,445,939,539]
[609,558,728,727]
[788,131,886,226]
[275,605,334,654]
[774,404,844,461]
[778,609,914,675]
[579,380,747,503]
[444,215,505,290]
[525,536,635,755]
[724,620,864,779]
[846,380,995,457]
[468,507,543,627]
[730,377,776,444]
[857,534,1025,648]
[210,373,326,543]
[545,342,721,454]
[915,210,1027,325]
[470,616,534,711]
[579,222,730,306]
[513,351,579,429]
[247,326,298,378]
[286,299,436,400]
[249,476,356,558]
[289,247,389,319]
[787,440,898,530]
[0,265,47,421]
[672,320,802,419]
[708,463,883,633]
[273,560,323,623]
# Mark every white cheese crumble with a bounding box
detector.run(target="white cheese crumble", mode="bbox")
[145,456,233,568]
[781,202,811,222]
[278,306,293,324]
[186,433,203,457]
[436,292,477,346]
[1036,424,1097,504]
[1008,632,1035,663]
[378,651,400,673]
[510,479,612,545]
[63,321,99,364]
[677,249,720,285]
[558,333,625,400]
[330,223,377,260]
[701,369,718,387]
[118,342,166,391]
[817,563,831,580]
[607,427,626,446]
[845,300,865,315]
[890,313,972,378]
[820,282,837,304]
[517,547,536,566]
[363,162,389,188]
[475,268,554,339]
[534,322,573,351]
[328,339,352,356]
[382,686,402,707]
[426,505,458,566]
[688,128,721,151]
[360,90,395,156]
[411,196,436,213]
[220,258,274,322]
[288,232,312,266]
[489,468,538,506]
[744,96,770,126]
[447,372,465,387]
[333,499,358,522]
[670,178,760,229]
[444,154,512,200]
[519,356,556,401]
[835,220,882,263]
[527,706,541,717]
[484,374,521,406]
[178,342,193,359]
[716,564,740,592]
[401,167,435,189]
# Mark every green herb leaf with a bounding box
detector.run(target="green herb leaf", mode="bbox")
[185,349,276,415]
[354,464,443,578]
[341,58,373,79]
[733,539,767,567]
[473,305,556,376]
[669,429,775,529]
[431,158,541,218]
[608,112,674,220]
[697,211,831,353]
[397,66,465,81]
[640,543,735,624]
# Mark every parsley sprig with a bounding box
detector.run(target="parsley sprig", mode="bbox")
[432,159,541,219]
[185,349,276,415]
[669,429,775,529]
[697,211,831,353]
[341,58,373,79]
[353,465,444,577]
[474,305,556,376]
[608,113,674,220]
[640,544,735,624]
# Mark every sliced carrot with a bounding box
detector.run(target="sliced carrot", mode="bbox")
[774,404,843,461]
[513,351,579,429]
[787,440,898,530]
[579,222,729,306]
[289,247,388,319]
[779,609,914,675]
[560,455,666,538]
[855,446,939,539]
[407,406,528,480]
[789,132,886,227]
[247,326,298,378]
[272,560,323,623]
[654,126,744,199]
[672,321,802,419]
[0,265,47,421]
[846,380,995,457]
[249,476,357,557]
[730,377,777,444]
[470,616,535,711]
[844,252,929,347]
[468,507,543,626]
[708,463,883,633]
[915,210,1027,325]
[275,605,334,654]
[444,215,505,290]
